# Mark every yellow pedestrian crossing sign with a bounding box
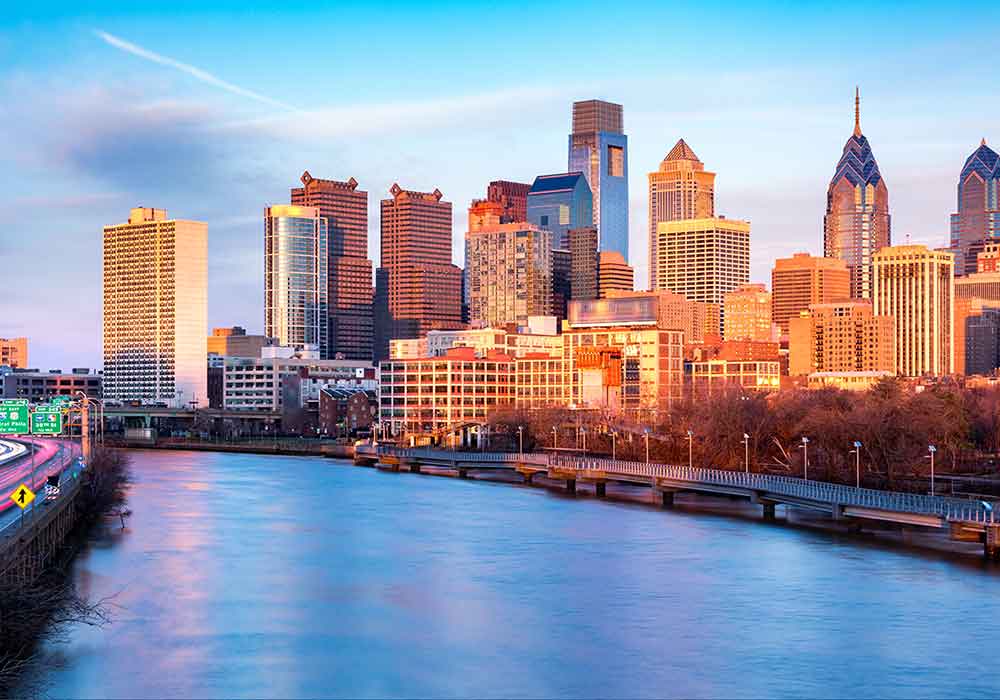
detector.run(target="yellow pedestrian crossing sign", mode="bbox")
[9,483,35,509]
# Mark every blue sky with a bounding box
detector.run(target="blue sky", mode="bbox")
[3,1,999,369]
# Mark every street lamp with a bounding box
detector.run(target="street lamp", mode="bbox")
[928,445,937,496]
[644,428,650,464]
[799,436,810,480]
[580,426,587,454]
[610,430,617,461]
[686,429,693,469]
[743,433,750,473]
[552,426,558,450]
[850,440,862,488]
[517,426,524,458]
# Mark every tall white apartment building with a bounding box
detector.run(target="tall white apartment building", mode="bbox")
[103,207,208,407]
[652,217,750,333]
[873,245,954,377]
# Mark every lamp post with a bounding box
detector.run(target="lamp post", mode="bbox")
[686,429,693,469]
[928,444,937,496]
[851,440,862,488]
[743,433,750,473]
[580,427,587,454]
[610,430,616,461]
[644,428,650,464]
[800,436,810,480]
[518,426,524,458]
[552,426,557,450]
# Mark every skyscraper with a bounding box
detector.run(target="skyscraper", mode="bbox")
[949,140,1000,276]
[568,226,599,301]
[103,207,207,407]
[568,99,629,258]
[466,223,552,327]
[873,245,953,377]
[374,184,464,361]
[291,172,373,361]
[526,173,593,249]
[651,217,751,333]
[771,253,851,335]
[264,205,329,355]
[824,89,890,300]
[648,139,715,288]
[598,251,634,298]
[485,180,531,223]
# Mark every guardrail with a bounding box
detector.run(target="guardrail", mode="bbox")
[377,447,997,526]
[0,444,79,540]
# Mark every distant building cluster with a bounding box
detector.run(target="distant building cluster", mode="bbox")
[8,92,996,442]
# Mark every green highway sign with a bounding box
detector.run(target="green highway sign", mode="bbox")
[30,409,63,435]
[50,396,73,408]
[0,400,30,434]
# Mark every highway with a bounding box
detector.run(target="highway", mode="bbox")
[0,437,81,534]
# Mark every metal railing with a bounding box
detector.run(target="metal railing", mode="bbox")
[378,447,998,526]
[0,444,79,540]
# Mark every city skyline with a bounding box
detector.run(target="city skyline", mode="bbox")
[5,2,1000,368]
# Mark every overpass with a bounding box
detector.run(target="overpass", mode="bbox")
[358,445,1000,559]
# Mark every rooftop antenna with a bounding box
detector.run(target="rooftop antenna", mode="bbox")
[853,86,862,137]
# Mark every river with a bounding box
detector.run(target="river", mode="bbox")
[18,449,1000,698]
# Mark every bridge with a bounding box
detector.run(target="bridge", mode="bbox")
[357,445,1000,559]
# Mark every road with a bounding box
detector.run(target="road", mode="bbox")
[0,437,81,533]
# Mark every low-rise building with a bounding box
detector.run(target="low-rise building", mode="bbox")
[2,368,102,402]
[807,371,894,391]
[685,360,780,398]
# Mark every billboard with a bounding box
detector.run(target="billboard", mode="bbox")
[568,296,658,328]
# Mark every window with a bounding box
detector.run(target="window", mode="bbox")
[559,205,570,226]
[608,145,624,177]
[540,215,549,227]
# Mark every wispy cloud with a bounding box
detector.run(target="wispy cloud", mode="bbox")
[94,29,299,112]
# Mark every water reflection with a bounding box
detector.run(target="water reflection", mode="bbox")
[21,450,1000,698]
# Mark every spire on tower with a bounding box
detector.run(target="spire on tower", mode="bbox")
[983,137,988,146]
[853,86,862,137]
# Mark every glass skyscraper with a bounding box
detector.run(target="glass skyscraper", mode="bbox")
[264,205,329,356]
[568,99,629,260]
[949,140,1000,276]
[823,89,890,300]
[525,172,593,250]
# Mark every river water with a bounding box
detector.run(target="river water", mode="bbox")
[19,450,1000,698]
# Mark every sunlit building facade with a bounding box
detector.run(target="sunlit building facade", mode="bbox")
[568,99,629,258]
[949,140,1000,276]
[788,301,895,377]
[648,139,715,288]
[598,251,634,298]
[771,253,851,335]
[723,284,776,342]
[823,89,891,299]
[568,226,599,301]
[465,223,552,327]
[103,207,207,407]
[873,245,953,377]
[526,173,593,250]
[0,338,28,369]
[264,205,329,356]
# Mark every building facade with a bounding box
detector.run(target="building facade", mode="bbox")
[103,208,207,407]
[788,301,895,377]
[568,226,599,301]
[723,284,776,342]
[771,253,851,335]
[949,140,1000,276]
[823,89,891,300]
[598,251,634,298]
[568,99,629,258]
[526,173,593,250]
[264,205,329,356]
[685,360,781,398]
[207,327,274,358]
[465,223,552,327]
[872,245,953,377]
[647,139,715,288]
[374,184,464,361]
[0,338,28,369]
[291,172,374,361]
[652,217,751,333]
[2,369,102,402]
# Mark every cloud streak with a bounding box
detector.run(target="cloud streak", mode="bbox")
[94,29,299,112]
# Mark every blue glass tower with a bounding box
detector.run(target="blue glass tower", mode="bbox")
[568,99,629,260]
[525,173,593,250]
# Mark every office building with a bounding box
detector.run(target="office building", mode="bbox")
[374,184,464,361]
[964,306,1000,376]
[291,172,374,361]
[551,249,572,320]
[824,89,891,299]
[598,251,634,298]
[0,338,28,369]
[685,360,781,398]
[723,284,777,342]
[950,140,1000,276]
[2,368,102,402]
[648,139,715,288]
[207,327,274,358]
[771,253,851,335]
[873,245,953,377]
[955,270,1000,304]
[652,217,751,333]
[264,205,329,356]
[568,99,629,257]
[103,207,207,408]
[573,290,709,344]
[466,223,552,327]
[526,173,593,249]
[485,180,531,223]
[788,301,895,377]
[568,226,599,301]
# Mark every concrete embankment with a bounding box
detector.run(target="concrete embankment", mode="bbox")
[107,439,355,459]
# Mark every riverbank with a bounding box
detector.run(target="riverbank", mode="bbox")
[107,438,355,459]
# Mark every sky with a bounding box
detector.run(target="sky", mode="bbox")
[2,0,999,370]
